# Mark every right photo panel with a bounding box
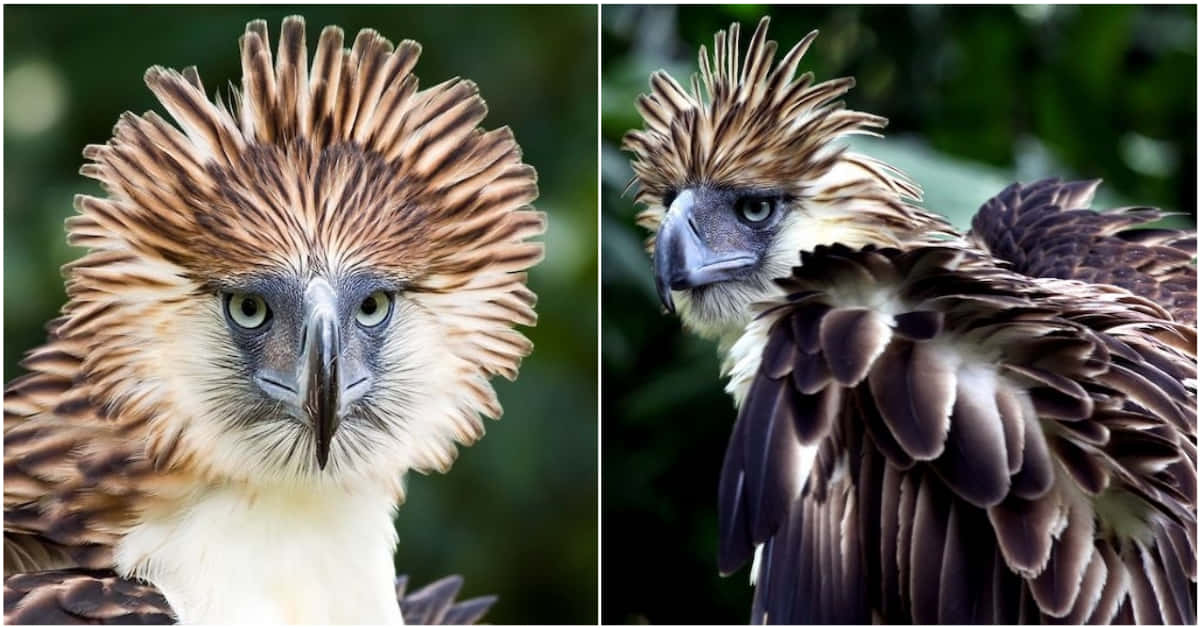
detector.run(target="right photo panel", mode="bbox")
[602,4,1197,625]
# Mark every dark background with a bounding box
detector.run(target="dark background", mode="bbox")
[602,5,1196,624]
[4,5,597,624]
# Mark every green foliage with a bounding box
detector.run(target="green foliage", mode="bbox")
[4,5,597,624]
[602,5,1195,624]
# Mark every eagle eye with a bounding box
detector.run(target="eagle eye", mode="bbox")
[226,293,270,329]
[356,291,393,327]
[736,197,775,224]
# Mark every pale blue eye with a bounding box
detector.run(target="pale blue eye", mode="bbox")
[227,294,269,329]
[740,199,772,222]
[356,291,392,327]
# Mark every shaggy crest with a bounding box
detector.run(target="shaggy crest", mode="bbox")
[77,17,542,282]
[622,17,921,236]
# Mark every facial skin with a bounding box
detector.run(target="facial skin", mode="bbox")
[157,264,452,487]
[653,184,804,342]
[216,273,398,469]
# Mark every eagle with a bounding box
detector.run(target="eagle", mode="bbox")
[624,17,1196,624]
[4,15,543,624]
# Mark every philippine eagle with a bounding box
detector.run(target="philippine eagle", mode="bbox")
[624,17,1196,624]
[4,16,543,623]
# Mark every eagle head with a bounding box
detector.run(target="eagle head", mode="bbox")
[623,17,943,343]
[66,16,544,493]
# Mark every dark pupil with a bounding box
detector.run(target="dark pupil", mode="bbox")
[361,296,378,315]
[240,298,258,318]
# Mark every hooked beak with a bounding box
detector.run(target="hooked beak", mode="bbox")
[300,279,341,470]
[653,189,758,314]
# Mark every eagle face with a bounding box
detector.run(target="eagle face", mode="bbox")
[179,269,447,481]
[652,185,809,338]
[51,15,544,493]
[624,19,938,343]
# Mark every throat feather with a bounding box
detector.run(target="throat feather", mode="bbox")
[115,482,403,623]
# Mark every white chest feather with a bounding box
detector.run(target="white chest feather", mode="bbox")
[115,484,403,624]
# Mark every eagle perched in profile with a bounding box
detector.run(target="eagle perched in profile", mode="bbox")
[5,16,543,623]
[624,17,1196,624]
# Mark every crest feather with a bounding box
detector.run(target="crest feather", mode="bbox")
[78,15,540,286]
[623,17,892,210]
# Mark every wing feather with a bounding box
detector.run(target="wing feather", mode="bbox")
[4,569,173,624]
[3,570,498,626]
[722,244,1196,623]
[970,177,1196,324]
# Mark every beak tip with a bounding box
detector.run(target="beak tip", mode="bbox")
[654,276,676,315]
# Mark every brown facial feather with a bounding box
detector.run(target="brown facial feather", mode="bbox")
[5,16,542,574]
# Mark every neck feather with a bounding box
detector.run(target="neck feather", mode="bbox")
[116,481,403,623]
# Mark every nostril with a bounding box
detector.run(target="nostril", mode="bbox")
[339,375,371,413]
[687,214,702,239]
[258,375,296,394]
[254,372,301,406]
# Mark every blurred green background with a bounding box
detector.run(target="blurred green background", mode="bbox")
[4,5,597,624]
[602,4,1195,624]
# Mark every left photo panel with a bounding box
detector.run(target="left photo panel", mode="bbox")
[3,5,598,624]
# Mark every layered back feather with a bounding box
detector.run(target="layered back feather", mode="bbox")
[722,244,1197,623]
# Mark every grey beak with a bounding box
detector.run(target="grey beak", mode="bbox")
[653,190,757,314]
[300,279,341,470]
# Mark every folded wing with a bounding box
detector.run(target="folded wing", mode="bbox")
[721,242,1196,623]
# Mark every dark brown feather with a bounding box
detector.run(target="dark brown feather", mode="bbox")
[868,339,953,460]
[818,308,891,385]
[726,244,1195,623]
[932,376,1009,507]
[908,473,949,623]
[1029,498,1093,617]
[970,178,1196,325]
